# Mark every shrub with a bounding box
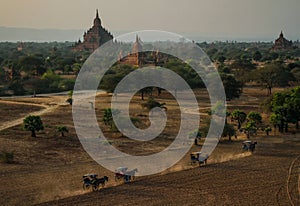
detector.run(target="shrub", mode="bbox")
[56,126,69,137]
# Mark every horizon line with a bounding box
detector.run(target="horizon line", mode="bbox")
[0,26,299,43]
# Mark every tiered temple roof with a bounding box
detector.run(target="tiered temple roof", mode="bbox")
[73,10,113,52]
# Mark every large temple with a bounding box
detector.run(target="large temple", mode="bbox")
[272,31,293,51]
[73,10,113,52]
[73,10,167,67]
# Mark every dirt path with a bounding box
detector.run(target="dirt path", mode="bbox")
[0,99,62,131]
[0,105,59,131]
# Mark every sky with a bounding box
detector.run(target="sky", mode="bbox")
[0,0,300,41]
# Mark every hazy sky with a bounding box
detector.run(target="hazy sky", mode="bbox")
[1,0,300,39]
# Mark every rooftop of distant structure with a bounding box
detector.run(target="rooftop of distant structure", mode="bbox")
[272,31,294,51]
[73,9,113,52]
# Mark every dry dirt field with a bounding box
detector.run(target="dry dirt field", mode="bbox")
[38,136,300,206]
[0,88,299,206]
[0,101,43,124]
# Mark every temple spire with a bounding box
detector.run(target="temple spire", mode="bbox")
[93,9,101,26]
[96,9,99,19]
[280,30,284,38]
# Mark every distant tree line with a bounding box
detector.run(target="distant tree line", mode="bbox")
[1,41,300,97]
[0,42,88,95]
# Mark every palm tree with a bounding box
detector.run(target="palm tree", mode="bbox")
[23,115,44,137]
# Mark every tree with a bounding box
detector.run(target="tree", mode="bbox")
[255,64,295,95]
[19,55,45,76]
[222,123,236,141]
[247,112,262,126]
[253,51,262,61]
[56,126,68,137]
[243,120,256,139]
[208,101,227,125]
[263,127,272,136]
[66,98,73,105]
[8,80,25,95]
[102,108,120,130]
[270,112,284,133]
[66,90,73,105]
[286,86,300,129]
[220,74,243,100]
[72,63,82,74]
[231,110,247,129]
[217,55,226,64]
[189,129,202,145]
[40,69,62,92]
[270,91,290,133]
[140,87,153,101]
[102,108,140,133]
[241,112,262,138]
[269,86,300,132]
[291,67,300,82]
[100,64,134,93]
[230,58,256,71]
[23,115,44,137]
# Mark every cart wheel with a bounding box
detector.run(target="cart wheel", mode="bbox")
[83,183,89,190]
[191,160,196,165]
[92,184,98,191]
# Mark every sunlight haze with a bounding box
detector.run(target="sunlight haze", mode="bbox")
[0,0,299,40]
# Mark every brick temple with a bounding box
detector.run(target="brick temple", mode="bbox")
[73,10,113,52]
[118,35,144,67]
[272,31,293,51]
[118,35,167,67]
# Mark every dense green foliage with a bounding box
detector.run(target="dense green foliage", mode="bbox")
[199,41,300,95]
[23,115,44,137]
[231,110,247,129]
[222,123,236,141]
[0,42,84,95]
[0,41,299,98]
[268,86,300,133]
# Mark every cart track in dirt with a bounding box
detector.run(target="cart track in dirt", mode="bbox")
[276,185,284,206]
[275,154,300,206]
[0,103,58,132]
[287,155,300,206]
[0,97,68,132]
